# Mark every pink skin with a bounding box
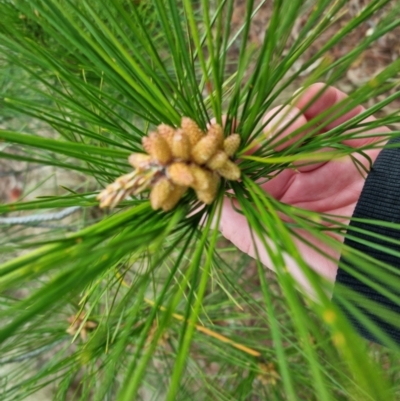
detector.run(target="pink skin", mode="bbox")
[219,83,390,296]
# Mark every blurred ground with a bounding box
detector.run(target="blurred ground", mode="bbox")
[232,0,400,112]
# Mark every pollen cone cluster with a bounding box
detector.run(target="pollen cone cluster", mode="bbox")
[97,117,241,212]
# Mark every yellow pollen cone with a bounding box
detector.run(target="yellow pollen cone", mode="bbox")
[157,124,175,148]
[223,134,241,157]
[190,165,214,191]
[162,185,188,211]
[207,123,224,147]
[150,178,173,210]
[206,150,228,170]
[191,134,220,165]
[168,162,195,186]
[128,153,152,170]
[147,132,172,165]
[218,160,241,180]
[171,129,191,161]
[181,117,204,146]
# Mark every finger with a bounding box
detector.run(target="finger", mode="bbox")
[295,83,390,147]
[259,169,297,199]
[336,115,390,148]
[219,197,336,298]
[295,83,363,129]
[263,105,328,172]
[263,105,312,151]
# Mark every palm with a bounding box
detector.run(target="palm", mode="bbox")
[262,152,378,215]
[220,84,389,293]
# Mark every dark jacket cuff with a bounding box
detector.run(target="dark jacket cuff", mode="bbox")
[333,137,400,345]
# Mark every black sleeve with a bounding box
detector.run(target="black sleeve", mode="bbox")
[333,137,400,345]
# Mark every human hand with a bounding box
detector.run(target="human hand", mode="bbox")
[219,83,390,295]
